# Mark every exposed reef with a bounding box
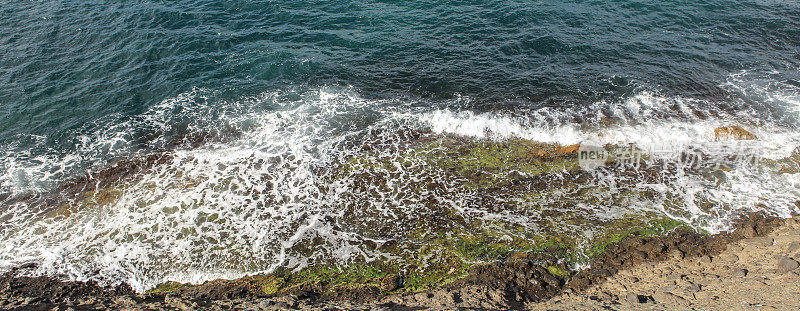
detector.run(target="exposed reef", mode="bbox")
[0,126,795,310]
[0,213,785,310]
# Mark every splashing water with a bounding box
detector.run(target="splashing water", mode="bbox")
[1,74,800,292]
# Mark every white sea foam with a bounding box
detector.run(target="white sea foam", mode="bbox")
[416,89,800,159]
[1,77,800,292]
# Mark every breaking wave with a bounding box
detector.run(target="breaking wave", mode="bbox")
[1,73,800,292]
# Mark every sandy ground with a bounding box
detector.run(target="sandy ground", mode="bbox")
[533,217,800,311]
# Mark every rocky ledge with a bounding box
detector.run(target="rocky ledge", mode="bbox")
[0,213,790,311]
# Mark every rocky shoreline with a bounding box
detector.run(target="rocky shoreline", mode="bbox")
[3,126,797,310]
[1,213,791,310]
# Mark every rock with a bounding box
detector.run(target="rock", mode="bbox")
[700,255,713,264]
[598,291,614,301]
[747,276,769,285]
[165,295,194,311]
[777,257,800,274]
[638,294,655,304]
[414,292,433,302]
[731,268,748,277]
[258,300,274,309]
[670,250,685,260]
[743,237,774,248]
[738,225,757,238]
[729,244,745,252]
[78,297,96,305]
[652,291,686,305]
[714,125,756,141]
[621,293,654,304]
[621,293,638,305]
[113,295,137,307]
[666,273,685,281]
[381,275,401,291]
[787,241,800,254]
[718,252,740,263]
[657,285,677,293]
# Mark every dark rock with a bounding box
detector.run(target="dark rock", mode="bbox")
[0,212,785,309]
[381,275,401,291]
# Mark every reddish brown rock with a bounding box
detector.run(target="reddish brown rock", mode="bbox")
[714,125,756,141]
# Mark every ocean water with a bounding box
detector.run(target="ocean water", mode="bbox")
[1,0,800,291]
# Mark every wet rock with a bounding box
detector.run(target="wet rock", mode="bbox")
[0,213,786,310]
[271,301,290,310]
[381,274,401,291]
[414,292,433,302]
[77,297,96,305]
[450,260,562,303]
[258,300,275,309]
[776,257,800,274]
[165,295,194,311]
[113,295,137,307]
[714,125,756,141]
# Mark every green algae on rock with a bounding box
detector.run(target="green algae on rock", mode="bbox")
[25,133,761,299]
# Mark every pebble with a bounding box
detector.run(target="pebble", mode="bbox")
[787,241,800,254]
[718,252,740,262]
[665,273,684,281]
[777,257,800,274]
[731,268,748,277]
